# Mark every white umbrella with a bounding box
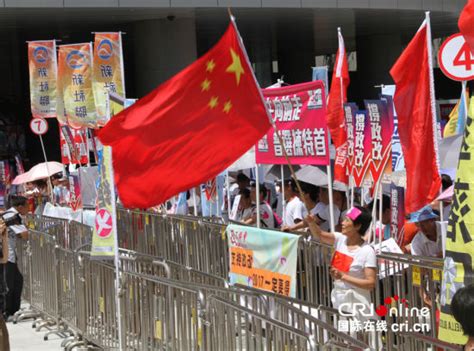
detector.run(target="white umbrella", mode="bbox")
[294,166,328,187]
[12,161,64,185]
[227,147,255,172]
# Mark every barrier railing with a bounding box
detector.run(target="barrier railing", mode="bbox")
[12,212,461,351]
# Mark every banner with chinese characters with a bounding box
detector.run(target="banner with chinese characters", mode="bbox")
[92,33,125,126]
[59,125,89,165]
[0,161,11,208]
[256,81,330,165]
[15,155,25,175]
[390,184,405,246]
[365,100,393,186]
[227,223,299,297]
[91,96,123,259]
[343,103,358,179]
[28,40,58,118]
[439,103,474,345]
[68,173,82,211]
[58,43,96,128]
[352,111,372,187]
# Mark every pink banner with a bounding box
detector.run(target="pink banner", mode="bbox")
[364,100,393,186]
[256,81,330,165]
[352,111,372,187]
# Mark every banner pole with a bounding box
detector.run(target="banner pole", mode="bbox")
[281,164,286,223]
[38,134,55,204]
[326,165,336,233]
[378,182,383,245]
[106,93,124,350]
[255,163,261,228]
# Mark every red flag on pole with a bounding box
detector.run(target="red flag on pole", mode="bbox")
[98,20,271,208]
[327,29,350,184]
[390,15,441,213]
[459,0,474,53]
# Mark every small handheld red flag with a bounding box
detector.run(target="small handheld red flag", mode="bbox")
[331,250,354,273]
[98,20,271,208]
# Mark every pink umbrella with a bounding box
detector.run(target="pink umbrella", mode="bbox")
[12,162,64,185]
[436,185,454,201]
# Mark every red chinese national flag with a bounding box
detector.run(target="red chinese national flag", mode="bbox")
[390,19,441,213]
[459,0,474,54]
[98,21,271,208]
[328,30,350,184]
[331,250,354,273]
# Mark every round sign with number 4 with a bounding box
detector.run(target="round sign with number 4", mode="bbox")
[439,33,474,81]
[30,117,48,135]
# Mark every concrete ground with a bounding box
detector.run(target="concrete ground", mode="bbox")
[7,318,64,351]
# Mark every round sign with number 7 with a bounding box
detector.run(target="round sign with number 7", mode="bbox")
[438,33,474,81]
[29,117,48,135]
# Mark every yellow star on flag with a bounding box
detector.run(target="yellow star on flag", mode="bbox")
[209,96,219,109]
[223,100,232,114]
[201,78,211,92]
[226,48,245,86]
[206,60,216,73]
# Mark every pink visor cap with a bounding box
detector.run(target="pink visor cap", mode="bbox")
[346,207,362,221]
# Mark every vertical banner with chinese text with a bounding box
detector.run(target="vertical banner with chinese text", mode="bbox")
[58,43,96,128]
[59,125,89,165]
[28,40,57,118]
[343,103,358,181]
[227,224,299,297]
[439,109,474,344]
[92,33,125,126]
[390,184,405,245]
[91,96,123,259]
[352,111,371,187]
[256,81,330,165]
[365,100,394,186]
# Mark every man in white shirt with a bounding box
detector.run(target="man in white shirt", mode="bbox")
[281,179,305,228]
[409,206,441,258]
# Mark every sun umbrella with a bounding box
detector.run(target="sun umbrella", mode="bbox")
[294,166,328,187]
[12,161,64,185]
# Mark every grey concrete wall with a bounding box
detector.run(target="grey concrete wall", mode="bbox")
[0,0,466,12]
[130,17,197,96]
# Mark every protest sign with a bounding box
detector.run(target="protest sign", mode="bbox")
[365,100,393,185]
[227,223,299,297]
[256,81,329,165]
[352,111,371,187]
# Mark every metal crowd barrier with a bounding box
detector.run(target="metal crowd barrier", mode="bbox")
[13,212,462,351]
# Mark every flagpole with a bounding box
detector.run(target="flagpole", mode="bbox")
[192,187,198,216]
[378,183,383,245]
[226,170,232,221]
[426,11,443,207]
[106,92,124,350]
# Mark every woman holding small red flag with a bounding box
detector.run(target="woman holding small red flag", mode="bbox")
[306,206,376,319]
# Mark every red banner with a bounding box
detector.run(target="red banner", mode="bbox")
[60,125,89,165]
[256,81,330,165]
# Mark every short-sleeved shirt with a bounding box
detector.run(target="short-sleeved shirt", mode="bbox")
[332,232,377,294]
[284,197,305,227]
[304,202,341,232]
[3,207,27,264]
[251,202,275,229]
[411,232,441,258]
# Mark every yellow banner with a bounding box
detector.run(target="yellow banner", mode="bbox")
[91,97,124,259]
[58,43,96,128]
[28,40,57,118]
[438,97,474,344]
[92,33,125,126]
